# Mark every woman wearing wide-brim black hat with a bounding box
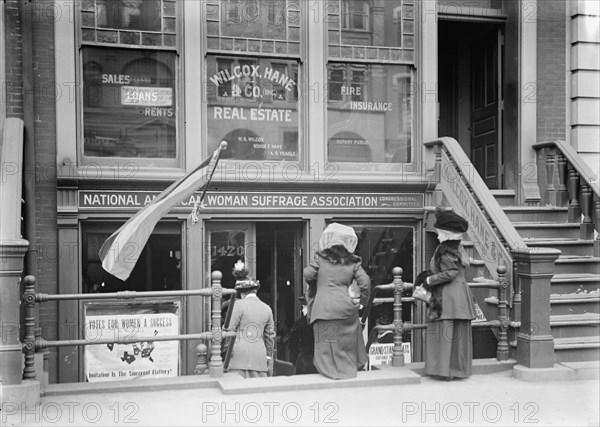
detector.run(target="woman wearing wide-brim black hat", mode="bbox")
[421,209,476,381]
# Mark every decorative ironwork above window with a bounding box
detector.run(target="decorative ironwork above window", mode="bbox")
[80,0,178,48]
[327,0,415,64]
[205,0,301,56]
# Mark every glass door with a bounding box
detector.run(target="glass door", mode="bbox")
[205,222,255,291]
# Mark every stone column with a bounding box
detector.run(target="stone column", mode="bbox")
[513,248,560,369]
[0,239,29,384]
[0,239,39,407]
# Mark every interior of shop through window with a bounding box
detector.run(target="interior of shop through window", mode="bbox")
[82,221,182,293]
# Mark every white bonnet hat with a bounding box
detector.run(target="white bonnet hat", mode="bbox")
[319,223,358,253]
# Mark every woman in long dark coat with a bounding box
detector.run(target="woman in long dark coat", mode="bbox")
[423,210,476,381]
[303,223,370,380]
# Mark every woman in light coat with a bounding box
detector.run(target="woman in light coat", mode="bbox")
[303,223,370,380]
[227,261,275,378]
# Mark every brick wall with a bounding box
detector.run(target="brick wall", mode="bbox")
[536,0,567,141]
[5,0,59,382]
[4,0,24,119]
[32,0,58,383]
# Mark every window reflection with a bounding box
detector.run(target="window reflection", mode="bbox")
[97,0,162,31]
[349,224,414,341]
[219,0,288,39]
[342,0,370,31]
[82,222,182,293]
[327,63,413,163]
[82,47,177,159]
[207,55,300,161]
[209,230,246,290]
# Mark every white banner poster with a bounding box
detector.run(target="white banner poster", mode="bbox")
[84,309,179,382]
[368,342,411,370]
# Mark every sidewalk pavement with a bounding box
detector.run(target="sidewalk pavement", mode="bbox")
[2,368,599,427]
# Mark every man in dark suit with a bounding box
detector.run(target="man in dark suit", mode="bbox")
[288,297,317,375]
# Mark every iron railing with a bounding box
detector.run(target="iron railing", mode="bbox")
[22,271,237,381]
[361,265,520,367]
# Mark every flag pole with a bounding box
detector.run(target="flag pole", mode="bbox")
[190,141,227,224]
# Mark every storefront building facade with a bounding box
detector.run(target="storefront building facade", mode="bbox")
[2,0,598,384]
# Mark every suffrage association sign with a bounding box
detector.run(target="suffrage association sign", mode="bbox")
[84,305,179,382]
[79,191,424,211]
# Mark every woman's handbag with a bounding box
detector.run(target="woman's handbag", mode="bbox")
[412,269,433,304]
[412,285,431,304]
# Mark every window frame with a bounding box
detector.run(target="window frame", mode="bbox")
[341,0,371,32]
[325,0,418,170]
[201,0,305,165]
[76,0,185,172]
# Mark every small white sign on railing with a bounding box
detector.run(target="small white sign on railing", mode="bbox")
[368,342,411,370]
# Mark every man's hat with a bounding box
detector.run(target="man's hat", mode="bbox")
[434,210,468,233]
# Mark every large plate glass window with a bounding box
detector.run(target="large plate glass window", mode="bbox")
[206,55,299,161]
[82,47,177,159]
[345,223,415,349]
[82,221,182,293]
[204,1,302,162]
[326,0,415,165]
[79,0,180,167]
[327,63,413,163]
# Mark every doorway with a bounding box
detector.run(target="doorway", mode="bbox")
[255,223,303,363]
[205,221,304,364]
[438,20,504,189]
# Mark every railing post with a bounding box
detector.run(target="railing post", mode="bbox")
[580,185,594,240]
[567,168,581,222]
[496,265,509,361]
[556,153,568,206]
[391,267,404,367]
[594,200,600,257]
[22,275,37,380]
[513,248,561,368]
[194,343,208,375]
[544,147,557,206]
[432,144,443,205]
[209,270,224,378]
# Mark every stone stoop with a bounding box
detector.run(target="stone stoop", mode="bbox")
[514,360,600,382]
[499,203,600,364]
[404,358,517,377]
[41,368,422,398]
[218,368,421,395]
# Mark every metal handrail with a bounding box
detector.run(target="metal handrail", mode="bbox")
[363,264,514,367]
[22,271,236,381]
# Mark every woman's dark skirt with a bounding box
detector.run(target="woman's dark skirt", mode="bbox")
[313,312,368,380]
[425,319,472,379]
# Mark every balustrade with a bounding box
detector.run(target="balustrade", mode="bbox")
[362,265,517,368]
[21,271,236,381]
[534,140,599,256]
